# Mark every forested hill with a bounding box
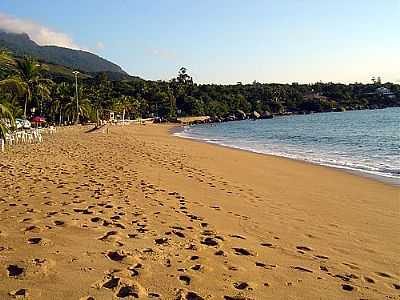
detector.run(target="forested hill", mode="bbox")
[0,31,126,74]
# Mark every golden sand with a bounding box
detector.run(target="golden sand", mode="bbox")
[0,124,399,299]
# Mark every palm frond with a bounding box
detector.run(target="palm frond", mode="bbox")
[0,49,16,69]
[0,103,15,139]
[0,103,14,120]
[0,122,10,140]
[0,77,28,97]
[16,56,40,81]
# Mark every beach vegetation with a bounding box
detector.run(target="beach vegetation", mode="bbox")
[0,50,399,125]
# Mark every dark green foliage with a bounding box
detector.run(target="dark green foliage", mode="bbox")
[0,44,399,124]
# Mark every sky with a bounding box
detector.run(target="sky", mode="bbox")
[0,0,399,84]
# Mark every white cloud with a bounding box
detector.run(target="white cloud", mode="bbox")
[0,12,81,50]
[96,41,105,50]
[146,48,177,62]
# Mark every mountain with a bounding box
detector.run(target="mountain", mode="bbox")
[0,31,127,74]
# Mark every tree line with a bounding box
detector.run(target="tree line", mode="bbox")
[1,49,399,137]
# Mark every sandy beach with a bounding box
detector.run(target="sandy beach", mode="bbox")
[0,124,399,300]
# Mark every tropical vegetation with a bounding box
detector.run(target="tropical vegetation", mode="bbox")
[0,50,399,132]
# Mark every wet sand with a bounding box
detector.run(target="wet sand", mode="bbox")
[0,124,399,299]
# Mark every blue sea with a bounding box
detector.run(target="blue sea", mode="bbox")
[175,107,400,183]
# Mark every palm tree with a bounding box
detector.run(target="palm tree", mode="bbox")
[89,74,115,126]
[16,57,46,118]
[50,82,72,125]
[33,81,52,116]
[0,102,15,140]
[87,82,113,126]
[63,86,91,122]
[0,50,26,99]
[2,94,23,118]
[0,55,52,119]
[89,88,104,126]
[0,49,15,69]
[115,95,134,122]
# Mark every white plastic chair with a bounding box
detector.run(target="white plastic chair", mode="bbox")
[5,133,15,145]
[21,131,27,144]
[32,130,42,143]
[15,131,24,144]
[37,132,42,143]
[26,132,33,144]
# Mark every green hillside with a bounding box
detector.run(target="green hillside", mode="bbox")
[0,30,127,74]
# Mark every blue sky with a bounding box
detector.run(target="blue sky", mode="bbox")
[0,0,399,84]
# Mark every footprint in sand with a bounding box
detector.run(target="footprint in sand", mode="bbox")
[23,225,41,233]
[106,251,126,262]
[291,266,313,273]
[224,296,252,300]
[342,262,359,270]
[27,237,42,244]
[320,266,329,272]
[176,290,204,300]
[232,247,255,256]
[148,292,161,298]
[8,289,28,298]
[99,230,118,241]
[102,276,120,289]
[375,271,393,279]
[142,248,153,254]
[173,230,185,238]
[296,246,312,252]
[128,266,140,277]
[233,281,249,290]
[255,262,276,270]
[229,234,246,240]
[362,276,375,284]
[215,250,226,256]
[179,275,191,285]
[191,264,203,271]
[154,237,169,245]
[91,217,102,223]
[201,237,219,247]
[54,220,65,226]
[334,274,354,282]
[341,284,355,291]
[7,265,25,277]
[314,255,329,260]
[116,286,139,298]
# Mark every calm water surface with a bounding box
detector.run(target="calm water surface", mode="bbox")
[175,108,400,183]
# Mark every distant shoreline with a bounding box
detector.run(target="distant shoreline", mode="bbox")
[171,122,400,187]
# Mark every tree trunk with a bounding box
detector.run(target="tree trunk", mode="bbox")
[24,95,28,119]
[96,109,100,127]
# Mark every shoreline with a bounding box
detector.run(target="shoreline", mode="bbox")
[171,124,400,187]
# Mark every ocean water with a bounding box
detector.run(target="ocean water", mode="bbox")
[175,107,400,183]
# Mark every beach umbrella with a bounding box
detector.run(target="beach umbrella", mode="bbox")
[31,116,46,124]
[31,116,46,127]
